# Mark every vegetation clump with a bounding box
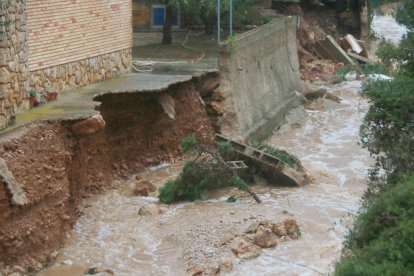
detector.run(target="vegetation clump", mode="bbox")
[335,63,390,80]
[335,175,414,275]
[335,1,414,274]
[159,135,260,204]
[251,142,303,171]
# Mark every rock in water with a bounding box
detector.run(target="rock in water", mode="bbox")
[272,222,288,237]
[219,258,233,272]
[284,218,300,239]
[187,267,204,276]
[134,179,156,196]
[231,237,261,259]
[138,204,163,216]
[253,225,278,248]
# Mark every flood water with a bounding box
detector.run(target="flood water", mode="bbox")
[39,79,372,276]
[371,14,408,45]
[34,10,411,276]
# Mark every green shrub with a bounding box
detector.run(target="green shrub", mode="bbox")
[335,63,390,80]
[159,135,254,204]
[252,142,303,171]
[336,1,414,274]
[335,175,414,275]
[360,77,414,180]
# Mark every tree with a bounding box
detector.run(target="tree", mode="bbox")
[162,0,174,44]
[162,0,258,44]
[335,1,414,274]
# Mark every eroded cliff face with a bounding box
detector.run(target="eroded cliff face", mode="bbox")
[0,76,217,272]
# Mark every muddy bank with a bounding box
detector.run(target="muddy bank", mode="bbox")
[30,79,371,276]
[0,76,217,273]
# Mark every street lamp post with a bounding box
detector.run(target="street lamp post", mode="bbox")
[230,0,233,37]
[217,0,221,45]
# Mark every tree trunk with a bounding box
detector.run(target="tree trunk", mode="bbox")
[162,1,173,44]
[202,13,215,35]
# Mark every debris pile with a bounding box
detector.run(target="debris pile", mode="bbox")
[185,218,301,275]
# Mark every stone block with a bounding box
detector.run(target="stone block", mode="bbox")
[0,35,9,48]
[0,48,10,65]
[0,67,11,83]
[0,84,8,98]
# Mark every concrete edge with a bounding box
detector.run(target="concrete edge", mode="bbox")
[244,94,300,142]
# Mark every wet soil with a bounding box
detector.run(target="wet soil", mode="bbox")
[0,78,216,273]
[36,80,372,276]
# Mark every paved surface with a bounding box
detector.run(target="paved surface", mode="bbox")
[132,58,218,75]
[1,73,194,134]
[1,31,219,134]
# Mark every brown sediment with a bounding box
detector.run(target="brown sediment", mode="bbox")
[0,76,217,272]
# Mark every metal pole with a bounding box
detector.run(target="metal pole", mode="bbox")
[217,0,221,45]
[230,0,233,37]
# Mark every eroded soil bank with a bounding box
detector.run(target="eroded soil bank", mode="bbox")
[0,74,219,273]
[36,79,371,276]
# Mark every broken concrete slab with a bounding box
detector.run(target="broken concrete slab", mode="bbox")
[315,35,355,65]
[215,134,309,187]
[93,73,194,101]
[347,49,375,64]
[0,158,28,206]
[343,34,363,54]
[302,82,341,103]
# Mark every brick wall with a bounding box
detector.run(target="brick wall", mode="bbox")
[26,0,132,71]
[26,0,133,102]
[132,2,150,27]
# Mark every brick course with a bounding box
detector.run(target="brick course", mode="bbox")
[27,0,132,71]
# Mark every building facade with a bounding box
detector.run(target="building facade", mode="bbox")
[0,0,133,129]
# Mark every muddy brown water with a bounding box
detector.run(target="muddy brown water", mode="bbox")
[37,79,372,276]
[35,12,410,276]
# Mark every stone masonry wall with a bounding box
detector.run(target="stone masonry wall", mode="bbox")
[0,0,29,129]
[218,17,302,141]
[26,0,133,99]
[29,48,132,99]
[0,0,132,129]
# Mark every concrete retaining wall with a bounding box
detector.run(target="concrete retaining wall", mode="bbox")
[218,17,302,141]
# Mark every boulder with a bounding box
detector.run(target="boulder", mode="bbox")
[138,204,163,216]
[302,82,340,103]
[272,222,288,237]
[231,237,261,259]
[284,218,300,239]
[219,258,233,272]
[187,267,203,276]
[209,101,224,115]
[204,264,220,275]
[71,115,105,136]
[243,221,261,234]
[253,225,278,248]
[134,179,156,196]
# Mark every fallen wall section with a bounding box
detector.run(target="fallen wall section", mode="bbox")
[218,17,302,141]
